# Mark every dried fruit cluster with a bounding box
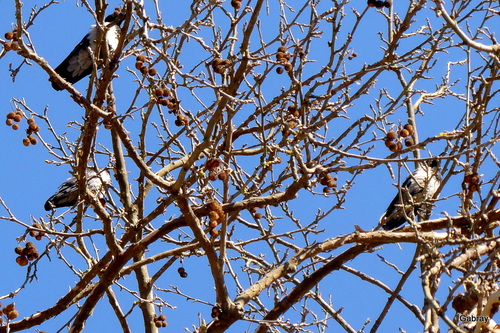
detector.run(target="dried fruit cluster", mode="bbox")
[464,172,481,192]
[29,223,45,240]
[177,267,188,278]
[0,303,19,323]
[249,206,263,219]
[6,111,40,146]
[452,289,479,314]
[154,314,168,328]
[287,104,301,118]
[211,57,232,74]
[211,306,222,319]
[152,86,188,126]
[276,46,293,74]
[230,0,243,9]
[14,242,39,266]
[206,158,227,181]
[367,0,391,9]
[318,172,338,194]
[384,124,414,152]
[135,54,157,76]
[206,200,226,237]
[4,31,19,51]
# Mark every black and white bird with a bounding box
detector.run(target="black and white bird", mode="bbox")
[380,159,442,230]
[45,169,112,211]
[50,11,124,91]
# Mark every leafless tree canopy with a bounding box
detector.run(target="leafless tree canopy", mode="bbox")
[1,0,499,332]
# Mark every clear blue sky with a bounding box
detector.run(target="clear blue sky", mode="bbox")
[0,1,498,332]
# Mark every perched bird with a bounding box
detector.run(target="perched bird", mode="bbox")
[380,159,442,230]
[45,169,112,211]
[50,11,124,91]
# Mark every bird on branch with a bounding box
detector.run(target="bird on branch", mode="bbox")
[380,159,442,230]
[44,168,112,211]
[50,9,125,91]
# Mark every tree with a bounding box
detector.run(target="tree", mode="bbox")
[0,0,499,332]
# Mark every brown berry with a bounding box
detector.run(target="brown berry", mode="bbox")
[158,98,168,106]
[177,267,185,274]
[209,210,219,221]
[403,124,414,135]
[276,67,284,74]
[140,66,149,75]
[136,55,147,62]
[210,228,219,237]
[277,46,287,53]
[7,309,18,320]
[375,0,384,8]
[6,112,16,119]
[254,213,263,219]
[155,87,164,96]
[404,138,414,147]
[6,118,13,126]
[384,139,395,148]
[469,184,479,192]
[399,129,410,138]
[158,314,166,321]
[384,0,391,8]
[214,65,226,74]
[284,62,293,72]
[206,158,221,171]
[388,142,397,152]
[13,114,22,122]
[212,58,223,67]
[12,123,19,130]
[14,246,23,255]
[180,271,188,278]
[4,42,12,51]
[177,115,188,125]
[5,32,14,40]
[28,122,39,131]
[35,234,43,241]
[386,131,397,140]
[288,104,297,113]
[218,171,227,181]
[28,136,38,145]
[27,252,39,261]
[16,256,28,266]
[155,321,162,328]
[148,67,157,76]
[10,42,19,51]
[209,171,217,181]
[135,62,144,70]
[231,0,242,9]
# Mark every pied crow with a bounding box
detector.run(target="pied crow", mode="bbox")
[50,10,124,91]
[380,159,442,230]
[45,168,111,210]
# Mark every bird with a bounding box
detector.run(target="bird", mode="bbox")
[44,169,112,211]
[380,159,442,230]
[50,10,124,91]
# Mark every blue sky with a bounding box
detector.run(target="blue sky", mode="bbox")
[1,0,499,332]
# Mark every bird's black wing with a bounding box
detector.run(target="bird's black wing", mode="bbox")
[50,32,94,91]
[44,179,79,210]
[382,171,426,230]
